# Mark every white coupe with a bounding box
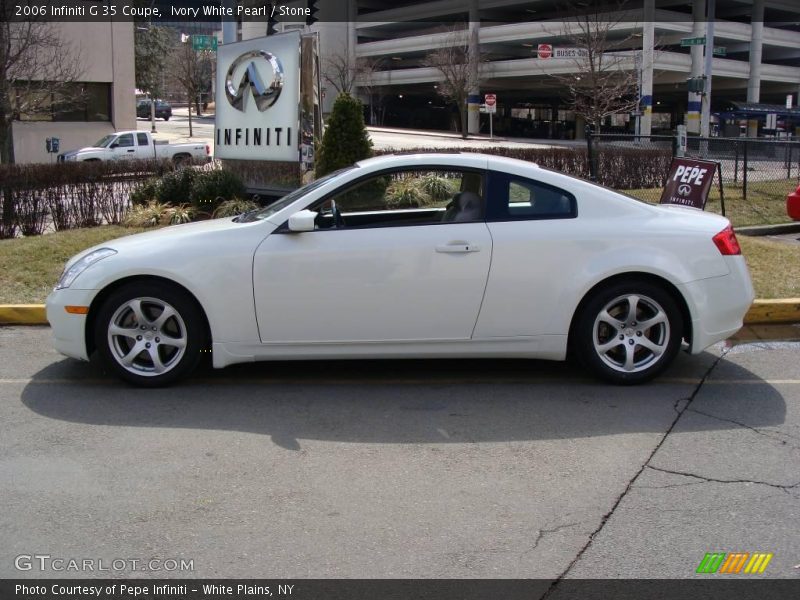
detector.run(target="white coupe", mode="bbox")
[46,153,754,386]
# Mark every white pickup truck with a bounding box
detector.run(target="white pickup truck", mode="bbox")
[58,130,210,165]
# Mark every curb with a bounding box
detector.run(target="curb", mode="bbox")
[737,223,800,236]
[0,305,47,325]
[2,300,799,327]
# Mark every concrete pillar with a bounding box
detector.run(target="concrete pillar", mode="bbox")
[467,0,480,135]
[222,0,236,44]
[700,0,716,138]
[687,0,705,134]
[747,0,765,137]
[347,0,358,102]
[639,0,655,136]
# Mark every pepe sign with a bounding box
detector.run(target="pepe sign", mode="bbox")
[660,157,719,210]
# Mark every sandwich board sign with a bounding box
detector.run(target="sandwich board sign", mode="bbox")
[660,158,719,210]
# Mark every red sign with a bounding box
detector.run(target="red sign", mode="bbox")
[484,94,496,106]
[659,158,719,210]
[537,44,552,59]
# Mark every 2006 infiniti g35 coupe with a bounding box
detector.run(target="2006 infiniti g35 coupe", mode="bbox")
[47,153,754,387]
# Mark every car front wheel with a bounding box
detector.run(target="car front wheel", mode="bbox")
[94,282,205,387]
[574,281,683,385]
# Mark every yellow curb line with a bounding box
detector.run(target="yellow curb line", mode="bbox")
[1,300,799,326]
[0,304,47,325]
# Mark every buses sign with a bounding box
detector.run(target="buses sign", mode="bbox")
[660,158,719,210]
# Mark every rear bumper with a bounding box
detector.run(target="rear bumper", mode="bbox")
[679,256,755,354]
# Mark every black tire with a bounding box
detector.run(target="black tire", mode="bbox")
[163,115,170,121]
[573,280,683,385]
[94,281,205,387]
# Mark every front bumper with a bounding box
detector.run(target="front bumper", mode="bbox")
[45,288,98,361]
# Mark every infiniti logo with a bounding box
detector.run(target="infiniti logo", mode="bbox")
[225,50,284,112]
[677,184,692,197]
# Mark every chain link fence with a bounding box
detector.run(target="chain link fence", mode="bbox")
[588,133,800,226]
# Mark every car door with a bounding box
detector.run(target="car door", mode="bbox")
[135,132,153,159]
[252,167,493,344]
[110,133,136,160]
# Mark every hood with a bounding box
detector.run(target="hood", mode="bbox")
[65,217,250,269]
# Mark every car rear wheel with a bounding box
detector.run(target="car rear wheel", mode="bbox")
[574,281,683,385]
[94,282,205,387]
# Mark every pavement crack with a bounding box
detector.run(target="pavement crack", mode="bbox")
[539,348,730,599]
[521,522,581,558]
[646,465,800,493]
[686,407,800,450]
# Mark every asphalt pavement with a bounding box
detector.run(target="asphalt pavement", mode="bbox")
[1,326,799,582]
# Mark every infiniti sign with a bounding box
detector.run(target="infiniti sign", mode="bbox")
[225,50,284,112]
[215,32,301,162]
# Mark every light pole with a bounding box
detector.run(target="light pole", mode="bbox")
[700,0,715,138]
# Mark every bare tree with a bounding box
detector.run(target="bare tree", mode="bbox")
[323,52,357,95]
[423,25,481,138]
[170,37,214,137]
[0,4,85,165]
[353,56,384,125]
[544,1,642,133]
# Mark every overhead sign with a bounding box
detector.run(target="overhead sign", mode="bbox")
[553,47,589,59]
[215,31,301,162]
[681,37,705,46]
[537,44,552,59]
[192,35,218,51]
[660,158,718,210]
[484,93,496,114]
[712,46,726,57]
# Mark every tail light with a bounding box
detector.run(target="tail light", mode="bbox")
[205,144,211,155]
[712,225,741,256]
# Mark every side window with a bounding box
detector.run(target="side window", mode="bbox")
[310,168,485,230]
[116,133,134,148]
[136,133,149,146]
[488,173,576,220]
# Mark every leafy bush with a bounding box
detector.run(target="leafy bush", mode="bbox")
[418,174,455,202]
[190,169,246,212]
[316,93,372,178]
[213,198,259,219]
[155,168,197,205]
[385,178,428,208]
[130,179,159,206]
[165,204,196,225]
[123,201,172,227]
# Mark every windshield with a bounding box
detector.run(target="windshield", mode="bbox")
[93,135,116,148]
[238,167,357,223]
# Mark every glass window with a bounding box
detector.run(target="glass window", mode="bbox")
[311,168,485,230]
[137,133,150,146]
[14,82,111,122]
[116,134,134,147]
[488,173,576,220]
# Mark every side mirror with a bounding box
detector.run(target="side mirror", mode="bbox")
[287,209,317,232]
[110,143,119,149]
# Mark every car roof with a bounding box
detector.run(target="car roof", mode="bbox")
[356,152,537,171]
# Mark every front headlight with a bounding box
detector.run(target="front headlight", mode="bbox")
[55,248,117,290]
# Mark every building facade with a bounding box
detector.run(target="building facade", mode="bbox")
[10,20,136,164]
[303,0,800,139]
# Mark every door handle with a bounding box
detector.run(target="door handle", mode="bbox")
[436,242,480,253]
[126,149,135,153]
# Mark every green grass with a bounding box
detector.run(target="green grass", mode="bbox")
[739,235,800,300]
[0,226,149,304]
[0,224,797,305]
[625,178,796,228]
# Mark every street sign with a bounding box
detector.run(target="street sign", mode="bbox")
[192,34,218,51]
[484,93,496,114]
[537,44,552,59]
[681,37,705,47]
[712,46,726,57]
[660,158,718,210]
